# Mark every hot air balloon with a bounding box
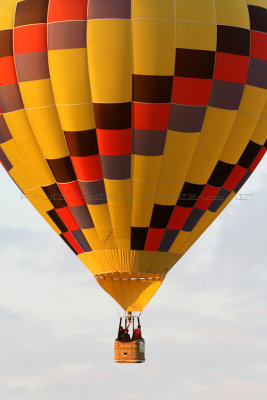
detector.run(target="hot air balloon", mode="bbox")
[0,0,266,363]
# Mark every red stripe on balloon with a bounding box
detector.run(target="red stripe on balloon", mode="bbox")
[145,228,165,251]
[48,0,88,22]
[167,206,192,230]
[132,103,170,130]
[249,146,266,171]
[63,231,83,254]
[195,185,221,210]
[172,77,212,106]
[223,165,247,191]
[97,129,131,155]
[14,25,47,54]
[58,181,85,207]
[56,207,80,231]
[213,53,249,83]
[71,155,103,181]
[250,31,267,61]
[0,57,17,86]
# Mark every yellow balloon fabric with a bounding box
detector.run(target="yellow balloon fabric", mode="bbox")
[0,0,266,311]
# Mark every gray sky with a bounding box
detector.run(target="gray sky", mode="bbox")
[0,157,267,400]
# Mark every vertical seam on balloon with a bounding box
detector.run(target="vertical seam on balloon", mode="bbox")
[86,0,120,256]
[140,0,177,258]
[153,0,219,254]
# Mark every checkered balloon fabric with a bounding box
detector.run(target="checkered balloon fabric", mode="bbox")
[0,0,266,311]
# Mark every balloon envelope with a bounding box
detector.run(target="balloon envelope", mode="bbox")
[0,0,266,311]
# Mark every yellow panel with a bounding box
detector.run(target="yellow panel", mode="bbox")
[104,179,131,227]
[155,181,183,206]
[132,0,175,20]
[187,108,237,184]
[175,0,216,23]
[132,19,175,75]
[56,103,95,131]
[131,179,158,226]
[87,19,131,103]
[92,227,117,249]
[176,21,217,51]
[88,204,112,227]
[132,155,162,180]
[4,110,35,140]
[4,108,69,159]
[214,0,250,29]
[48,49,92,104]
[246,0,267,8]
[252,116,267,145]
[25,187,54,214]
[220,111,260,164]
[19,80,55,109]
[10,165,37,193]
[0,0,17,29]
[82,228,102,250]
[26,160,54,187]
[1,139,24,167]
[239,85,267,116]
[170,231,191,253]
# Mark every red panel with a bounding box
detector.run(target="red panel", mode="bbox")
[56,207,80,231]
[63,231,83,254]
[223,165,247,191]
[167,206,192,230]
[14,25,47,54]
[97,129,131,155]
[71,155,102,181]
[172,77,212,106]
[213,53,249,83]
[145,228,165,251]
[0,57,17,86]
[250,31,267,61]
[58,181,85,207]
[48,0,88,22]
[132,103,170,130]
[195,185,221,210]
[250,147,266,171]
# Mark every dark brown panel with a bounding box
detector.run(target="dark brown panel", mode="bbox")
[158,229,179,252]
[150,205,175,229]
[132,129,166,156]
[71,230,91,252]
[0,30,13,58]
[15,52,50,82]
[93,103,131,130]
[208,80,244,110]
[79,180,107,205]
[100,154,131,179]
[0,83,24,113]
[168,104,206,132]
[64,129,98,157]
[208,188,231,212]
[238,141,262,169]
[131,227,148,250]
[70,205,94,229]
[15,0,49,27]
[175,49,215,79]
[0,147,12,171]
[177,183,205,207]
[42,184,67,209]
[47,157,77,183]
[233,170,252,193]
[47,209,67,233]
[217,26,250,56]
[0,115,12,144]
[182,208,205,232]
[208,161,234,187]
[248,6,267,34]
[48,21,87,50]
[88,0,131,19]
[246,58,267,90]
[133,75,173,103]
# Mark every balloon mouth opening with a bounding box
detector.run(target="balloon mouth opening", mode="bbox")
[95,272,164,311]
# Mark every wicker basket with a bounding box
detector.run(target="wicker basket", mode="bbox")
[114,339,145,363]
